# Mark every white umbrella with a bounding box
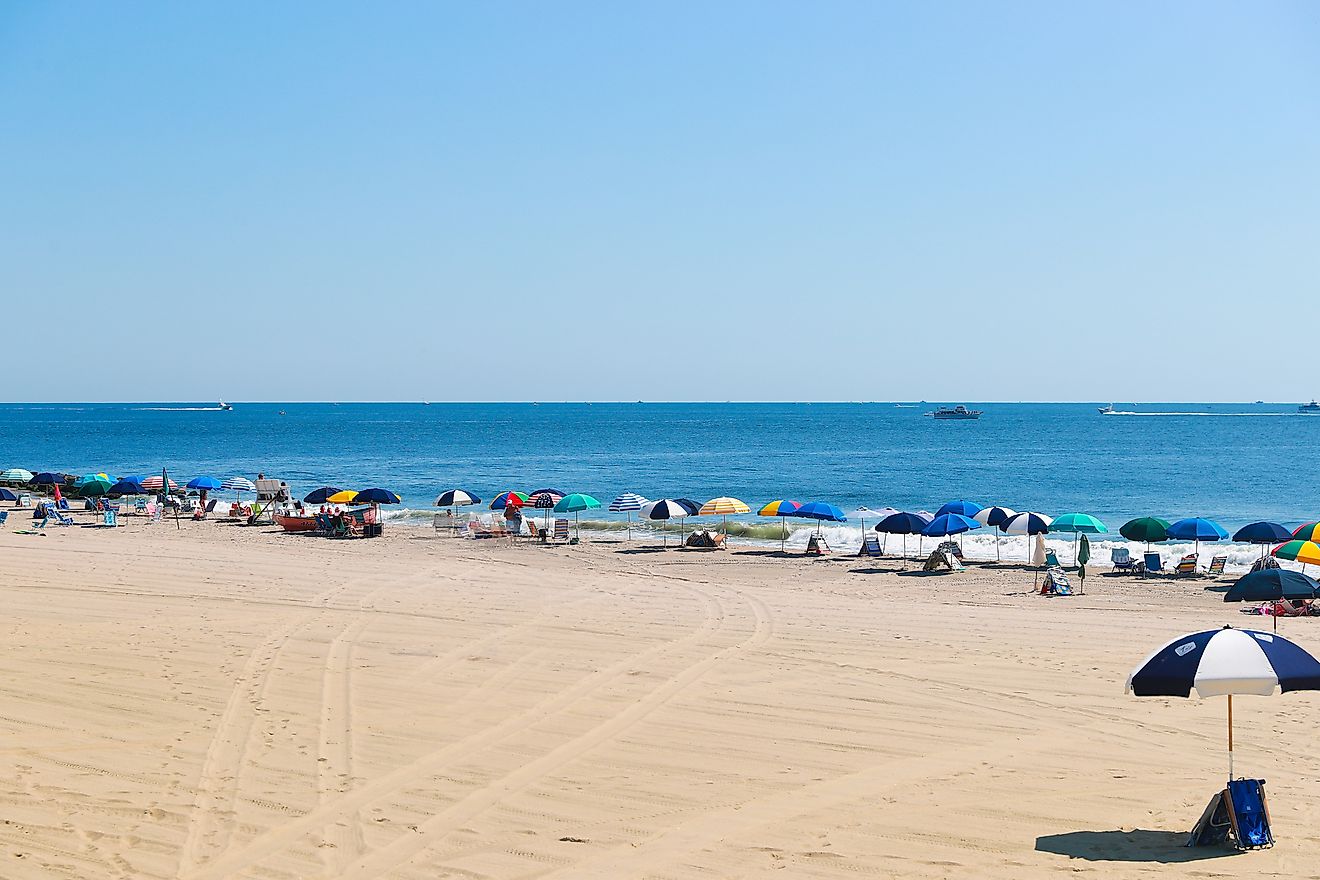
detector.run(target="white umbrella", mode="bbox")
[973,505,1017,561]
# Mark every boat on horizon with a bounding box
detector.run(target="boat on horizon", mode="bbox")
[1299,400,1320,414]
[218,399,233,411]
[926,405,982,420]
[1098,403,1116,414]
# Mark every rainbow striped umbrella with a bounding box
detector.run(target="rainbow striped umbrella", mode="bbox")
[1274,540,1320,569]
[1293,523,1320,543]
[490,491,528,510]
[759,499,801,551]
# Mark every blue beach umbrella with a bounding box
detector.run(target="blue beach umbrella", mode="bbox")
[973,505,1017,561]
[31,472,67,486]
[353,488,401,504]
[1000,511,1052,565]
[0,487,17,502]
[876,511,931,563]
[922,512,981,558]
[793,501,847,538]
[1234,521,1293,558]
[935,500,983,519]
[304,486,344,505]
[186,476,224,491]
[108,477,145,496]
[1127,626,1320,780]
[1167,517,1230,556]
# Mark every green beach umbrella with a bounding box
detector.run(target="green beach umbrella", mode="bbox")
[1078,533,1091,592]
[553,493,602,540]
[1051,512,1108,565]
[1120,516,1170,548]
[0,468,33,484]
[75,474,113,497]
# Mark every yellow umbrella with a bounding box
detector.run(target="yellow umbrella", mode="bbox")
[327,490,359,504]
[698,496,750,535]
[1274,540,1320,568]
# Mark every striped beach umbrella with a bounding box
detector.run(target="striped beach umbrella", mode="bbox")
[490,491,528,510]
[698,496,750,536]
[435,489,480,508]
[529,490,559,532]
[1292,522,1320,543]
[642,498,699,547]
[1273,540,1320,569]
[609,492,649,540]
[140,475,179,491]
[221,476,256,499]
[1127,626,1320,780]
[973,506,1017,560]
[1001,511,1052,564]
[759,499,801,551]
[0,468,33,484]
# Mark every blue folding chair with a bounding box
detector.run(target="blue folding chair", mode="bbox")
[0,510,8,528]
[1141,552,1164,576]
[1226,779,1273,849]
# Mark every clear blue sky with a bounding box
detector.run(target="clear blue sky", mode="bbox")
[2,2,1317,402]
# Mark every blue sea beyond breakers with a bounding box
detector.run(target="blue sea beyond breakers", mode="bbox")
[2,402,1318,536]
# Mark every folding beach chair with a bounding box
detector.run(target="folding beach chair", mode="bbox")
[1190,779,1273,850]
[51,506,75,526]
[858,534,883,558]
[148,502,162,524]
[134,497,148,514]
[1140,552,1164,576]
[102,507,118,527]
[0,510,7,529]
[1174,554,1199,576]
[552,518,570,542]
[1111,547,1138,574]
[1208,555,1228,576]
[1044,549,1062,568]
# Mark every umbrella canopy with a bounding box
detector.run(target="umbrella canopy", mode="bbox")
[935,500,983,519]
[31,472,67,485]
[0,468,34,483]
[221,476,256,494]
[1234,521,1293,544]
[108,477,145,496]
[875,512,929,534]
[1166,517,1229,542]
[530,492,559,509]
[642,498,699,520]
[1049,513,1108,534]
[1126,625,1320,780]
[758,500,801,517]
[435,489,480,507]
[0,487,16,501]
[140,475,179,491]
[1273,540,1320,566]
[75,474,113,496]
[972,506,1017,528]
[699,497,750,516]
[304,486,344,504]
[353,488,401,504]
[528,488,565,500]
[858,505,899,520]
[1292,522,1320,542]
[608,492,648,512]
[1000,512,1052,535]
[554,493,601,513]
[1225,569,1319,603]
[1120,516,1170,544]
[186,476,224,491]
[490,491,528,510]
[326,490,359,504]
[921,513,980,537]
[793,501,847,522]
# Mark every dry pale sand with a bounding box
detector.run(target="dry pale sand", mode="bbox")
[3,510,1320,879]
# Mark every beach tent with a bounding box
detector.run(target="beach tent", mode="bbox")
[1127,626,1320,781]
[758,499,801,552]
[608,492,649,540]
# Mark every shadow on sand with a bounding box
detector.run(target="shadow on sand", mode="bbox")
[1034,829,1237,863]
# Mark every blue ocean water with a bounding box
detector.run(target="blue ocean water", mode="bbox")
[2,402,1317,534]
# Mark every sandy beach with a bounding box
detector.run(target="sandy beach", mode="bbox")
[3,513,1320,879]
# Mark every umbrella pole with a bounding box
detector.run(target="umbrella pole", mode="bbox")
[1227,695,1234,781]
[627,512,632,541]
[780,516,786,553]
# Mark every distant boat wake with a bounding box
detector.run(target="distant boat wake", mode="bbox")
[134,406,229,412]
[1102,411,1295,417]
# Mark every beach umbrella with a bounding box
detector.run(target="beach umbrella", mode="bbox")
[140,474,179,492]
[876,511,929,563]
[108,477,145,496]
[75,474,113,497]
[1050,513,1108,564]
[490,491,528,510]
[31,472,67,486]
[698,497,750,535]
[642,498,699,547]
[1000,512,1052,564]
[1292,523,1320,543]
[1225,570,1320,631]
[554,492,602,540]
[220,477,256,502]
[1234,521,1292,560]
[973,505,1017,561]
[186,476,224,491]
[1273,540,1320,569]
[1120,516,1170,548]
[1167,517,1229,556]
[608,492,649,540]
[304,486,344,505]
[0,468,33,484]
[793,501,847,538]
[1126,626,1320,780]
[326,490,359,505]
[922,512,980,557]
[435,489,480,508]
[935,500,983,519]
[530,491,559,532]
[528,488,565,501]
[0,487,16,502]
[352,488,401,504]
[759,499,801,551]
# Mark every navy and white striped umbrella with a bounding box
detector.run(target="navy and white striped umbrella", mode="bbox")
[1127,626,1320,779]
[972,506,1016,560]
[609,492,649,541]
[642,498,699,547]
[435,489,480,508]
[220,476,256,493]
[999,511,1052,535]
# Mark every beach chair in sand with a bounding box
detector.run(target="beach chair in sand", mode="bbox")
[50,506,74,526]
[858,534,883,558]
[102,507,118,527]
[552,518,570,542]
[1111,547,1138,574]
[1190,779,1273,850]
[1044,549,1062,569]
[1040,566,1073,596]
[1139,552,1164,576]
[0,510,7,529]
[134,497,148,514]
[1208,555,1228,576]
[1174,554,1200,576]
